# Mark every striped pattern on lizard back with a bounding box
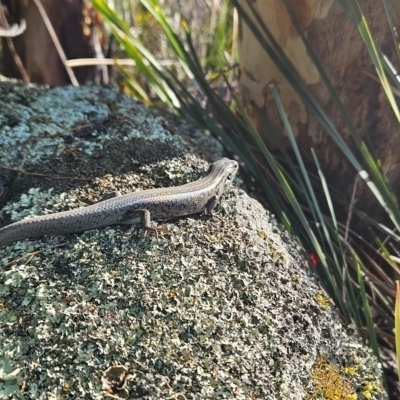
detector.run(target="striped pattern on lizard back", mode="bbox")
[0,158,239,248]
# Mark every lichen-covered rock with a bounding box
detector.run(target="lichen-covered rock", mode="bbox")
[0,83,387,399]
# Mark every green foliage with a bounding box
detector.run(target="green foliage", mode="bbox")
[396,281,400,384]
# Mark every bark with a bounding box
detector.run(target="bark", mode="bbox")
[1,0,102,85]
[237,0,400,224]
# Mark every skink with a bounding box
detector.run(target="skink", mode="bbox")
[0,158,238,248]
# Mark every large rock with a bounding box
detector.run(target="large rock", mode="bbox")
[0,83,387,399]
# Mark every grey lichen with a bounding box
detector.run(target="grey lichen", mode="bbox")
[0,179,387,399]
[1,188,77,221]
[0,85,177,169]
[0,83,387,399]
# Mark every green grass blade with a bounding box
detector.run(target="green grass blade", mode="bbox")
[354,252,381,359]
[234,94,352,311]
[396,281,400,383]
[91,0,180,107]
[340,0,400,121]
[233,0,400,232]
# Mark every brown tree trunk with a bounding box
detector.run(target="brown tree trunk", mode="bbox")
[237,0,400,224]
[1,0,101,85]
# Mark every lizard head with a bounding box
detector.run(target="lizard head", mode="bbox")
[209,158,239,189]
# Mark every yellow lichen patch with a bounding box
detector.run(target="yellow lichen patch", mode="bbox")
[257,230,268,240]
[362,381,380,399]
[315,290,331,310]
[310,357,357,400]
[343,366,358,376]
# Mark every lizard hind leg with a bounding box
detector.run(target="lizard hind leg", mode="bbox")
[119,208,169,238]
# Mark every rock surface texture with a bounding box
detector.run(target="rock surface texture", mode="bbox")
[0,83,387,399]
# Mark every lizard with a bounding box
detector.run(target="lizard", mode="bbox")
[0,158,238,248]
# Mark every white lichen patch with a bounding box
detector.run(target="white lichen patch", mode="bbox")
[1,188,80,222]
[0,358,22,399]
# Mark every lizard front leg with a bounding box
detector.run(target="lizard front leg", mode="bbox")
[205,195,219,216]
